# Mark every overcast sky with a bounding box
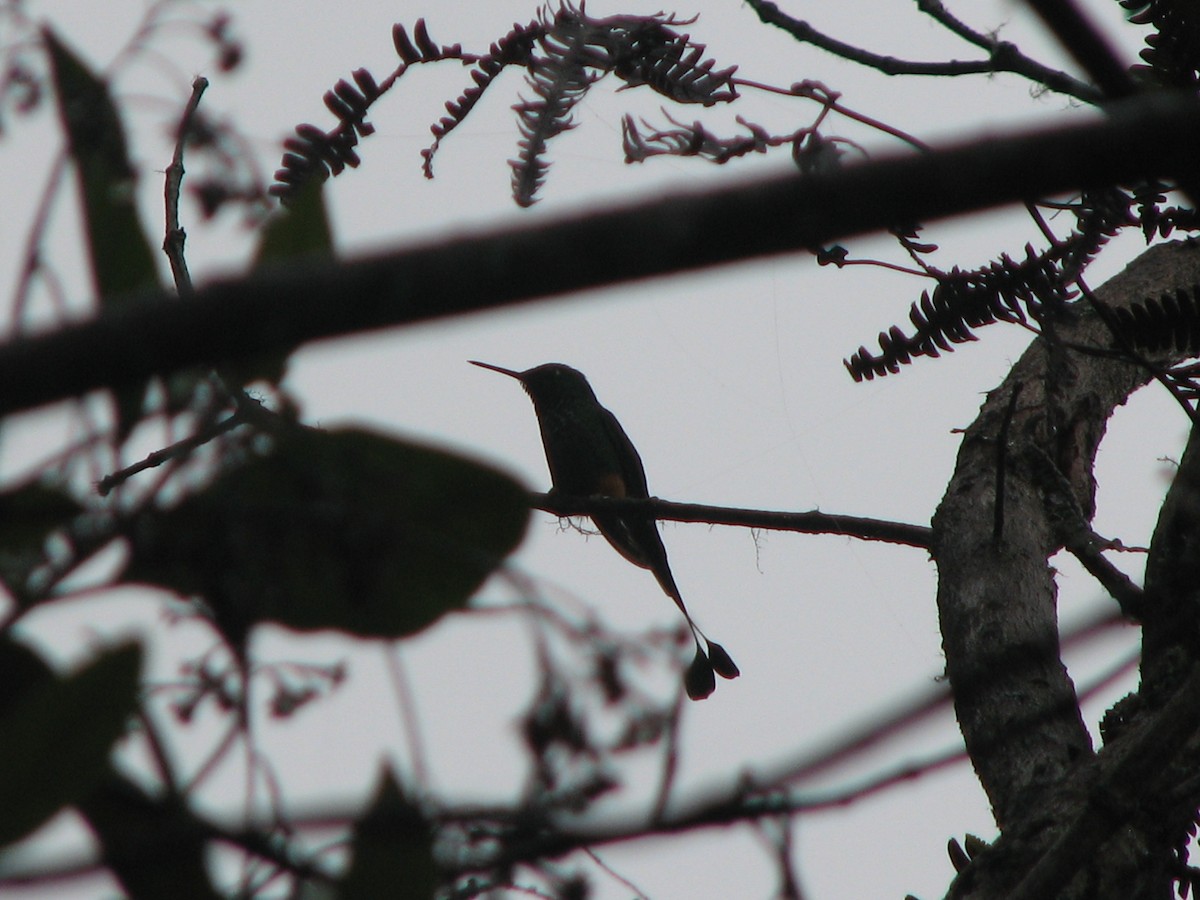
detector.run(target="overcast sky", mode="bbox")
[0,2,1174,898]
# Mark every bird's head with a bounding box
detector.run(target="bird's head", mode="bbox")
[469,361,597,405]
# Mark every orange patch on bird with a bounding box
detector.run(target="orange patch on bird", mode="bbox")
[595,472,626,497]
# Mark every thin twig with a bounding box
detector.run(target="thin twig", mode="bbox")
[163,76,209,297]
[829,257,930,277]
[135,706,181,796]
[182,706,243,795]
[97,408,245,496]
[384,644,430,791]
[650,687,686,825]
[915,0,998,50]
[1024,442,1148,618]
[791,80,930,151]
[1062,527,1146,619]
[9,153,67,326]
[581,847,651,900]
[744,0,1101,103]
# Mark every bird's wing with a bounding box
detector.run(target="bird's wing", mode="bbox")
[599,406,650,499]
[594,406,685,603]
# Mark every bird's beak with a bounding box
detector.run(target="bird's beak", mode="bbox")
[469,360,524,380]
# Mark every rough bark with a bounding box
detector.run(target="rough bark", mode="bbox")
[934,239,1200,899]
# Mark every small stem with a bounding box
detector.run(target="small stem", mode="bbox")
[97,408,245,496]
[163,76,209,298]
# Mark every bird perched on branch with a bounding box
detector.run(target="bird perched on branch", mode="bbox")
[470,360,738,700]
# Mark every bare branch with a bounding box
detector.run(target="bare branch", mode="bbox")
[163,76,208,297]
[744,0,1102,103]
[0,93,1197,420]
[96,409,244,496]
[533,493,932,548]
[1025,0,1137,100]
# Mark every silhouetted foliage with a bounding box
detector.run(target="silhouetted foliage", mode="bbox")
[271,3,738,207]
[1106,285,1200,354]
[7,0,1200,898]
[1122,0,1200,88]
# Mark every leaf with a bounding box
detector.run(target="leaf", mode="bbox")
[78,773,219,899]
[339,769,437,898]
[255,179,333,263]
[126,427,529,644]
[0,643,216,896]
[0,480,81,591]
[0,640,142,846]
[230,180,335,387]
[44,27,160,436]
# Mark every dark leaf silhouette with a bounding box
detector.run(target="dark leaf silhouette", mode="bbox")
[0,641,142,846]
[45,27,159,436]
[126,427,529,647]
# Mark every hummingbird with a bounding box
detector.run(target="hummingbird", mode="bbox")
[470,360,739,700]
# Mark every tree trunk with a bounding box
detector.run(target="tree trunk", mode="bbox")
[935,240,1200,899]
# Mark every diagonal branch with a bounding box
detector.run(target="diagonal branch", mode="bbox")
[744,0,1102,103]
[0,92,1197,419]
[1025,0,1137,100]
[162,76,208,298]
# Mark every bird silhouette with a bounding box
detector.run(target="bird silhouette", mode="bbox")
[470,360,738,699]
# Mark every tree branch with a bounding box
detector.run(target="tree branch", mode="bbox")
[162,76,208,298]
[1025,0,1137,100]
[0,92,1197,419]
[744,0,1102,103]
[532,493,932,547]
[1023,442,1147,619]
[1007,664,1200,900]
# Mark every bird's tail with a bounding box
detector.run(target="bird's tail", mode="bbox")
[640,550,739,699]
[685,638,740,700]
[594,514,739,699]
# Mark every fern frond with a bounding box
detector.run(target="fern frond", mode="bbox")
[623,112,781,163]
[511,11,599,207]
[423,19,544,178]
[844,257,1045,380]
[273,4,744,205]
[270,19,471,202]
[1102,285,1200,405]
[844,188,1141,381]
[1120,0,1200,87]
[1106,286,1200,354]
[600,15,737,104]
[270,69,379,200]
[1132,178,1200,240]
[391,19,468,67]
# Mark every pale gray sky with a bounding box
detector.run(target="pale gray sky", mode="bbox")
[0,2,1166,898]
